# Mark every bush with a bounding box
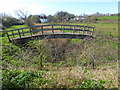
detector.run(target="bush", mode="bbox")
[2,17,19,28]
[2,69,44,89]
[79,80,106,89]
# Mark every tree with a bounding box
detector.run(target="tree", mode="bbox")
[15,9,30,25]
[0,13,20,36]
[26,15,40,26]
[1,13,19,27]
[47,15,54,23]
[54,11,75,22]
[93,12,102,16]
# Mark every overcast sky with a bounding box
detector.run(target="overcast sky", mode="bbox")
[0,0,119,17]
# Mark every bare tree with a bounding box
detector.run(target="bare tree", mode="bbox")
[15,9,30,24]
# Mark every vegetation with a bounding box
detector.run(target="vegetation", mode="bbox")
[97,16,118,20]
[1,12,118,89]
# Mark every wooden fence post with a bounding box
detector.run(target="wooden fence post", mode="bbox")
[63,26,64,34]
[18,29,21,39]
[29,28,32,36]
[60,25,62,33]
[79,26,80,33]
[92,27,95,36]
[52,25,54,34]
[6,32,11,42]
[41,26,43,35]
[12,30,15,38]
[73,25,75,34]
[83,26,85,35]
[22,29,24,36]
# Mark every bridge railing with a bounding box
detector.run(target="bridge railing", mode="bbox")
[5,24,95,42]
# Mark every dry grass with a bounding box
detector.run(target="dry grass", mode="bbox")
[42,63,118,88]
[86,65,118,88]
[44,65,86,88]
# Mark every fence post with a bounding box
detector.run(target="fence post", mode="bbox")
[29,28,32,37]
[61,25,62,33]
[92,27,95,36]
[6,31,11,42]
[78,26,80,33]
[22,29,24,36]
[18,29,21,39]
[73,25,75,34]
[83,26,85,35]
[52,25,54,34]
[12,30,15,38]
[63,26,64,34]
[41,26,43,35]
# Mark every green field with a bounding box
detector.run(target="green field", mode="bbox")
[65,23,118,37]
[97,16,118,20]
[5,25,27,30]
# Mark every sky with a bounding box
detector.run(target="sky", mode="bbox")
[0,0,119,18]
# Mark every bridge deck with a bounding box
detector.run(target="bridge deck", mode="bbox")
[13,32,92,40]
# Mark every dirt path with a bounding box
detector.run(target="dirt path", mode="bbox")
[35,23,67,43]
[35,23,61,34]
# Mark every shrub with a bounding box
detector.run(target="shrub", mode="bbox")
[2,69,44,89]
[79,80,106,89]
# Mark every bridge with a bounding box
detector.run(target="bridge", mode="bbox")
[6,24,95,44]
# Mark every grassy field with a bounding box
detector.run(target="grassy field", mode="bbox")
[67,23,118,37]
[97,16,118,20]
[2,21,118,89]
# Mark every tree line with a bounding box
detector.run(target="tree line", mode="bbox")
[1,9,108,29]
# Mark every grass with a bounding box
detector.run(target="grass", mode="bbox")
[3,25,39,43]
[97,16,118,20]
[67,23,118,37]
[2,22,118,88]
[69,39,84,44]
[5,25,31,40]
[43,63,118,88]
[5,25,27,30]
